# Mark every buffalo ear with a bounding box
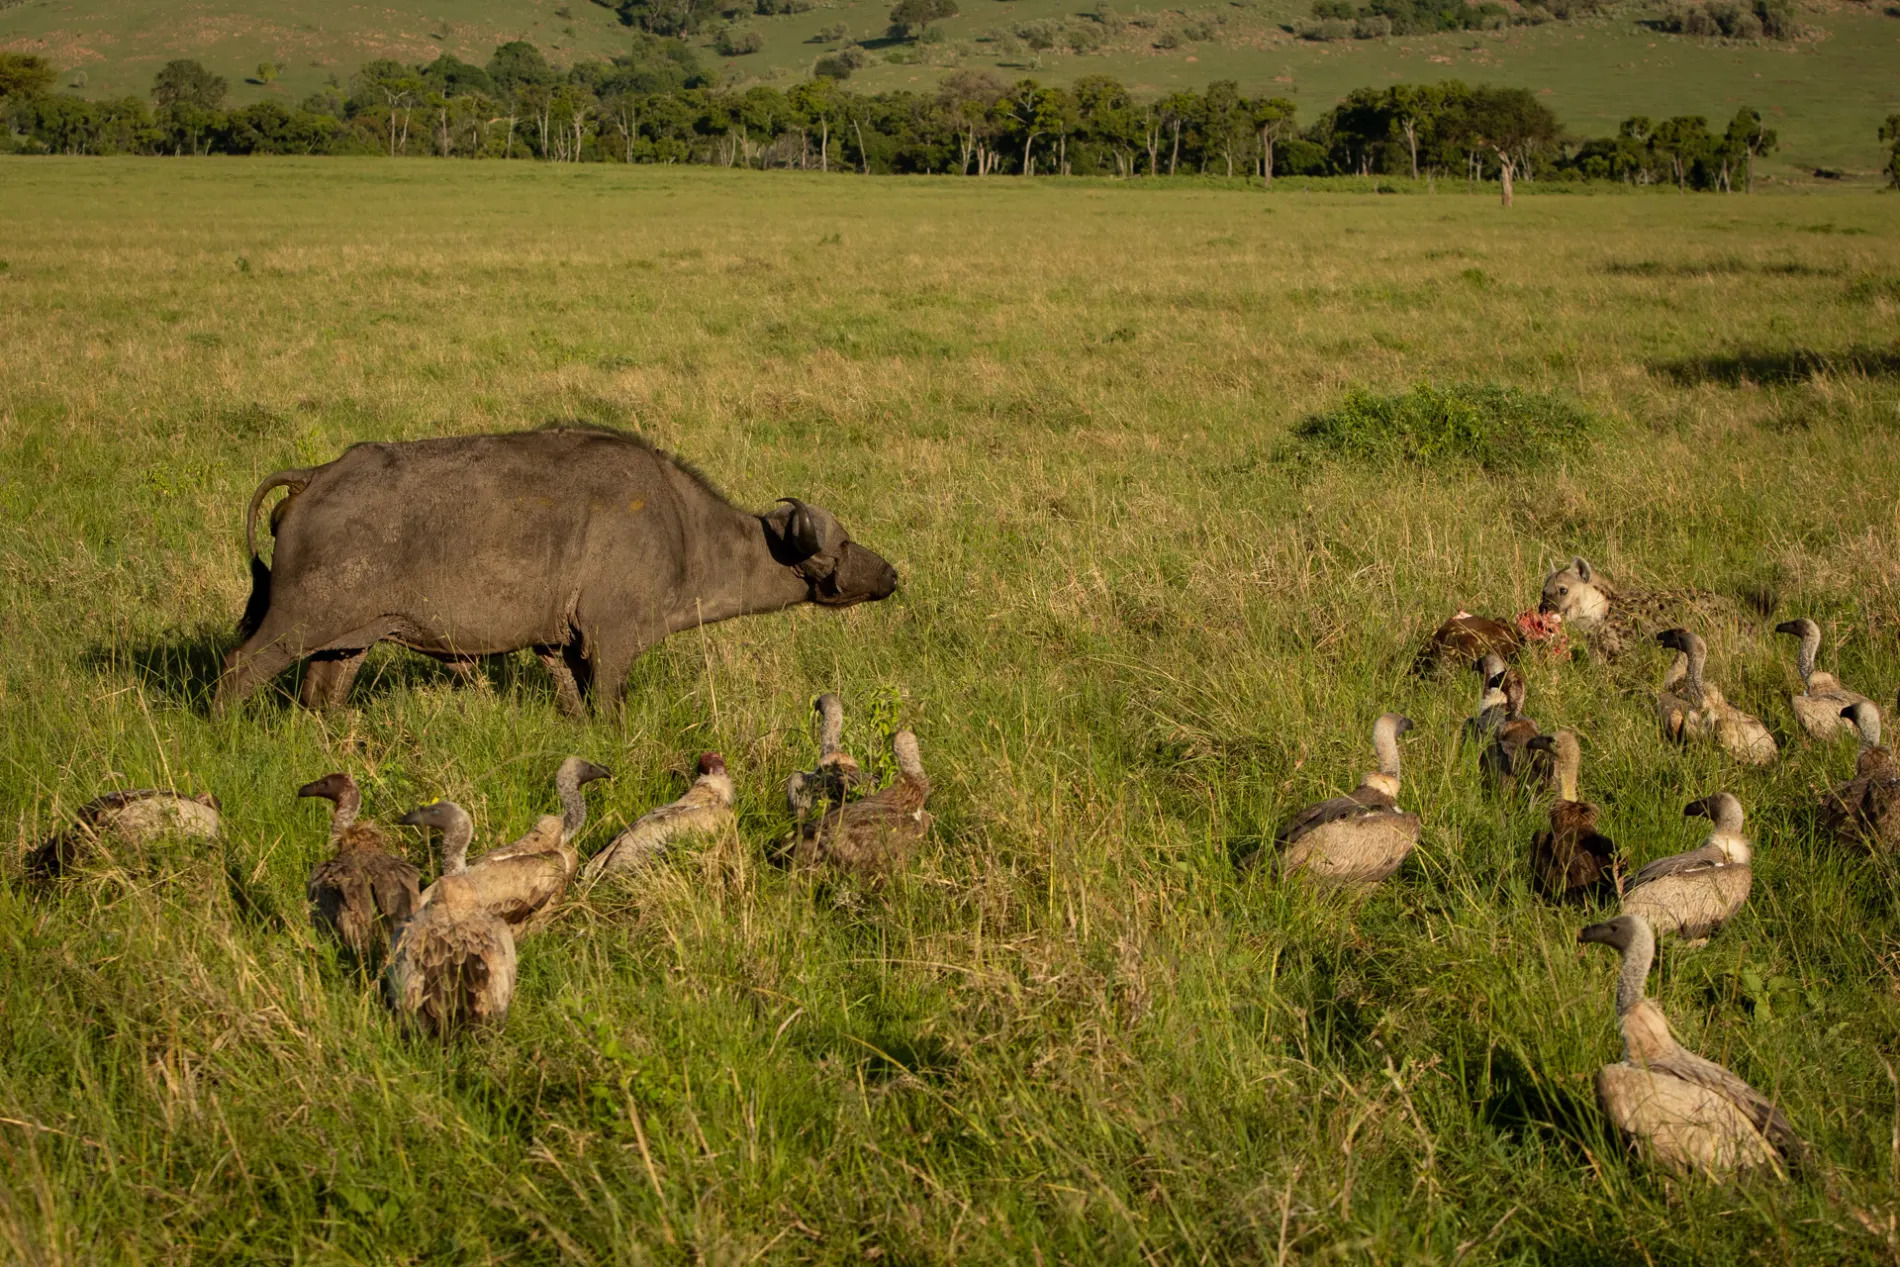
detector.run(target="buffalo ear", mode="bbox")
[1574,557,1592,583]
[777,498,824,559]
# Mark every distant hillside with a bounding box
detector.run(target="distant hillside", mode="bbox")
[4,0,1897,173]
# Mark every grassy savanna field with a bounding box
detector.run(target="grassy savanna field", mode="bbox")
[6,0,1900,177]
[4,160,1900,1262]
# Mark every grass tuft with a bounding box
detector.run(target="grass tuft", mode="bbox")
[1284,382,1599,472]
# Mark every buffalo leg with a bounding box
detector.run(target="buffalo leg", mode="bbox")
[535,643,590,718]
[300,649,367,711]
[438,655,483,683]
[587,633,653,721]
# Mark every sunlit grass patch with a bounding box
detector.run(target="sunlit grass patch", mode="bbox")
[1284,382,1599,472]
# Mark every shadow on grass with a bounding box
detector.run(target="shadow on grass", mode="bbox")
[224,855,290,933]
[789,1012,961,1085]
[1605,258,1840,278]
[82,630,564,714]
[1474,1042,1601,1163]
[1649,346,1900,387]
[81,627,234,712]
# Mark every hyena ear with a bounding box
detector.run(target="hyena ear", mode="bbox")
[1574,557,1592,583]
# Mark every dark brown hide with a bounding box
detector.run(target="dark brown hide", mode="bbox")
[217,428,898,715]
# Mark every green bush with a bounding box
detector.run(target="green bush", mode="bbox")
[1284,382,1599,471]
[714,27,765,54]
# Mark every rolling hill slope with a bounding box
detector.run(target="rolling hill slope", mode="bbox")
[4,0,1897,174]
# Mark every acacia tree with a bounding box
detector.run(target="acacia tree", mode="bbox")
[152,59,227,155]
[792,77,848,170]
[1253,95,1296,186]
[1009,79,1068,175]
[935,70,1005,174]
[1073,74,1139,177]
[1382,83,1440,180]
[487,40,554,157]
[0,52,58,100]
[1201,79,1252,178]
[1158,90,1197,175]
[888,0,958,38]
[1649,115,1711,190]
[1721,106,1775,193]
[1462,86,1558,206]
[352,60,424,155]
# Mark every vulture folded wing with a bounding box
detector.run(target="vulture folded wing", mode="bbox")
[1624,866,1750,941]
[1277,790,1389,848]
[1597,1064,1783,1177]
[463,852,568,931]
[1627,846,1722,890]
[309,858,380,954]
[1645,1047,1805,1166]
[472,816,566,869]
[369,855,422,926]
[583,793,733,882]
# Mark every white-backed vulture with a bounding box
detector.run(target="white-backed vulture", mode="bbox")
[553,755,613,845]
[1483,668,1550,791]
[1774,618,1867,741]
[300,772,420,963]
[1579,913,1804,1179]
[26,788,222,879]
[386,800,517,1037]
[1621,793,1751,946]
[786,693,871,819]
[1820,699,1900,851]
[1274,713,1420,888]
[1464,654,1510,745]
[582,752,736,882]
[1526,731,1619,901]
[1654,629,1776,765]
[401,802,570,937]
[791,731,934,876]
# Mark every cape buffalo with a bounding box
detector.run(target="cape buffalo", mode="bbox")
[215,426,898,716]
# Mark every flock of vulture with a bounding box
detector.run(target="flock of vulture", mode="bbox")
[25,556,1899,1184]
[1271,557,1891,1181]
[28,694,931,1030]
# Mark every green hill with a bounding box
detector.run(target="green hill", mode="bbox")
[4,0,1898,174]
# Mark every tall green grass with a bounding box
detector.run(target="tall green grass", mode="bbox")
[2,159,1900,1262]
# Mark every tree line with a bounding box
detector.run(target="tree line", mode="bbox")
[0,42,1850,193]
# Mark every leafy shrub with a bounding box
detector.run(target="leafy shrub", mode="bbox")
[1181,19,1217,37]
[1016,17,1060,45]
[1155,28,1182,45]
[890,0,958,36]
[813,53,854,77]
[615,0,721,36]
[714,27,765,52]
[757,0,814,12]
[1297,17,1353,37]
[1658,0,1792,37]
[1309,0,1510,33]
[1284,383,1599,471]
